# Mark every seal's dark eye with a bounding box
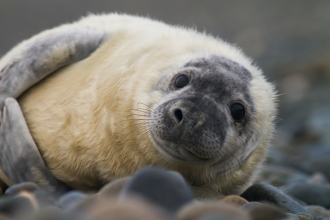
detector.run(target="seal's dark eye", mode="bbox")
[230,103,245,122]
[174,74,189,89]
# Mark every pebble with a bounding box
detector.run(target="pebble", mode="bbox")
[176,202,249,220]
[98,177,131,198]
[308,172,329,185]
[282,183,330,208]
[243,202,287,220]
[58,191,87,211]
[296,213,314,220]
[4,182,39,196]
[0,196,35,218]
[241,182,310,215]
[85,198,168,220]
[120,167,194,214]
[306,205,330,217]
[2,167,330,219]
[30,206,64,220]
[258,164,309,187]
[219,195,248,207]
[285,213,299,220]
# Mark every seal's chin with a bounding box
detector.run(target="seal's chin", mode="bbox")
[148,131,210,163]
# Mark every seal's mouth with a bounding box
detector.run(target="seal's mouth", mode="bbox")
[148,130,210,163]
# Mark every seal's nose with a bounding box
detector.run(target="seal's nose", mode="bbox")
[168,101,201,132]
[173,108,183,124]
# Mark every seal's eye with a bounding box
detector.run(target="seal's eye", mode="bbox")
[230,103,245,122]
[174,74,189,89]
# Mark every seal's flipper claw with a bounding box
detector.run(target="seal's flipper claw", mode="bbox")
[0,98,71,196]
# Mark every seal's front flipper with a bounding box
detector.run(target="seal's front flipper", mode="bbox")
[0,17,111,109]
[0,98,71,196]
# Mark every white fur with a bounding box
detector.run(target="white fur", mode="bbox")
[0,13,276,193]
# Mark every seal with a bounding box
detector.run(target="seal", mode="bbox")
[0,13,277,194]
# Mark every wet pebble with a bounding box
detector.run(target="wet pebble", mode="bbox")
[98,176,131,198]
[282,183,330,208]
[243,202,287,220]
[285,213,299,220]
[58,191,87,211]
[0,196,35,218]
[306,205,330,217]
[4,182,39,196]
[219,195,248,207]
[259,164,309,187]
[29,206,64,220]
[120,167,194,214]
[241,182,310,215]
[85,198,168,220]
[296,213,314,220]
[308,172,329,185]
[176,202,249,220]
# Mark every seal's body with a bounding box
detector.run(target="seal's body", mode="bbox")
[0,14,276,194]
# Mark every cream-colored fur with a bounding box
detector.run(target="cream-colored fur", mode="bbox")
[3,14,276,193]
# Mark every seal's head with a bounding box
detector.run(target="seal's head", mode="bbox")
[145,54,276,193]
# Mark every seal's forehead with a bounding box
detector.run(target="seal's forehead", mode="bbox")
[184,55,252,81]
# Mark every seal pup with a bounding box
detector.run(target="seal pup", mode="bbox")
[0,13,277,194]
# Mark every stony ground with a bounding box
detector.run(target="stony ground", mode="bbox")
[0,1,330,220]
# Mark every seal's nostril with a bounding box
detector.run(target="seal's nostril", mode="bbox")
[174,109,183,123]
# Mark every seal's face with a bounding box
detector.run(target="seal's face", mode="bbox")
[148,55,256,173]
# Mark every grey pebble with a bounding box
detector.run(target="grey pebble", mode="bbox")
[306,205,330,217]
[259,164,309,187]
[195,213,243,220]
[245,203,287,220]
[241,182,310,215]
[282,183,330,208]
[296,213,314,220]
[98,177,131,198]
[4,182,39,196]
[29,206,64,220]
[285,213,299,220]
[120,167,194,214]
[308,172,329,185]
[240,201,262,211]
[58,191,87,211]
[176,202,249,220]
[0,196,35,218]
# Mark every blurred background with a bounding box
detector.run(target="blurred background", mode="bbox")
[1,0,330,184]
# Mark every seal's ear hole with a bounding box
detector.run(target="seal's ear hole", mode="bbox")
[174,74,189,89]
[230,103,245,122]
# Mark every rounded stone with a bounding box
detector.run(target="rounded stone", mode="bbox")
[308,172,329,185]
[120,167,194,214]
[32,190,56,208]
[240,182,310,215]
[285,213,299,220]
[296,213,313,220]
[306,205,330,217]
[176,202,249,220]
[240,202,262,211]
[219,195,248,207]
[282,183,330,208]
[98,177,131,198]
[4,182,39,196]
[31,206,64,220]
[245,203,287,220]
[0,196,35,218]
[85,197,167,220]
[58,191,87,210]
